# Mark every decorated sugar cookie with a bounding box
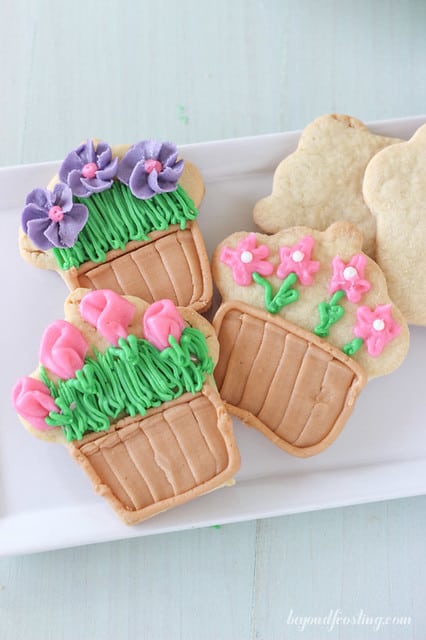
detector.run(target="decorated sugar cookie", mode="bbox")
[212,222,409,457]
[363,123,426,326]
[19,139,212,312]
[253,114,402,257]
[12,289,239,524]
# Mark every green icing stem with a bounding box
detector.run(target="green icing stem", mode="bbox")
[342,337,364,356]
[314,290,346,338]
[52,182,198,270]
[252,271,299,313]
[43,327,213,442]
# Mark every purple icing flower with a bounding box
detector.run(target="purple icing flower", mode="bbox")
[117,140,184,199]
[22,183,88,250]
[59,140,118,197]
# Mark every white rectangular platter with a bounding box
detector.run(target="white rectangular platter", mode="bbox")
[1,115,426,556]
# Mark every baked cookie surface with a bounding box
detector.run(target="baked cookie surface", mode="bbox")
[363,123,426,326]
[253,114,402,257]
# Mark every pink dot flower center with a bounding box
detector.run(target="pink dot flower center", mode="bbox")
[144,159,163,174]
[48,205,64,222]
[81,162,98,179]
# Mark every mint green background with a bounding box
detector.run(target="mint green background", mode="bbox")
[1,1,426,638]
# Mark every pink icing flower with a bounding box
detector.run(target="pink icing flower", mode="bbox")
[353,304,401,357]
[329,254,371,303]
[39,320,89,379]
[220,233,274,286]
[11,376,57,431]
[276,236,320,285]
[143,299,186,351]
[80,289,136,346]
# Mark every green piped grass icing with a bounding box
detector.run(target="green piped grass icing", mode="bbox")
[40,327,213,442]
[52,182,198,270]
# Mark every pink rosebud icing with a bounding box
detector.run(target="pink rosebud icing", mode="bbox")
[143,299,185,351]
[80,290,136,346]
[220,233,274,286]
[39,320,89,379]
[276,236,320,285]
[329,254,371,303]
[353,304,401,357]
[11,376,57,430]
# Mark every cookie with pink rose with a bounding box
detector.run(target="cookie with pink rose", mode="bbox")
[12,288,240,524]
[211,221,409,457]
[19,139,212,312]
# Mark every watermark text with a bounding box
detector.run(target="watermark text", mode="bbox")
[286,608,412,633]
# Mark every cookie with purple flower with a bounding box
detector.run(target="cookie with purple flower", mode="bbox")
[19,138,212,312]
[59,139,118,197]
[212,221,409,457]
[117,140,184,199]
[22,183,88,250]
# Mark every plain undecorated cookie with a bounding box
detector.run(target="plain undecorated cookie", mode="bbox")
[253,114,402,257]
[363,123,426,326]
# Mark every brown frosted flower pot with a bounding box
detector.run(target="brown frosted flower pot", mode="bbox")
[62,221,213,313]
[68,385,240,525]
[213,301,367,457]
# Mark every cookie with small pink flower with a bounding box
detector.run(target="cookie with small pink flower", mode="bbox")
[211,221,409,457]
[12,288,239,524]
[19,138,212,312]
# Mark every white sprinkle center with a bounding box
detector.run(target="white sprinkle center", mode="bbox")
[373,319,385,331]
[292,250,305,263]
[343,266,358,280]
[241,250,253,264]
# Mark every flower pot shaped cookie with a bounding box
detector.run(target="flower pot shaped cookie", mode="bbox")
[12,290,239,524]
[19,140,212,312]
[253,114,402,257]
[363,123,426,325]
[212,222,409,457]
